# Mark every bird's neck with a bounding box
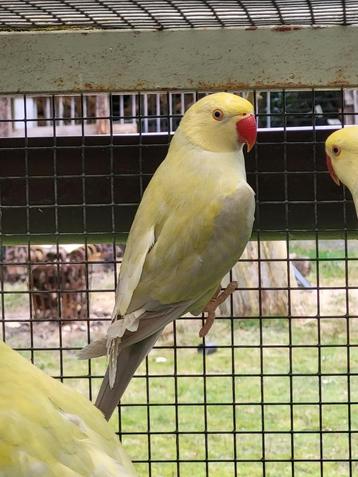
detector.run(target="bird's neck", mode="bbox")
[340,166,358,218]
[350,181,358,218]
[169,127,248,185]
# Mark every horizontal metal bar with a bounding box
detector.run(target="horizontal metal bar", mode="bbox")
[0,285,357,293]
[1,256,357,265]
[122,459,358,463]
[117,430,358,435]
[1,26,358,93]
[47,372,358,378]
[12,343,358,351]
[5,313,357,323]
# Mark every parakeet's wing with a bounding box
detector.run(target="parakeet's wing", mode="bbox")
[78,220,159,362]
[130,181,255,311]
[113,224,156,319]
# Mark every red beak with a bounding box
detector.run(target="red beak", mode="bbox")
[236,114,257,152]
[326,154,340,186]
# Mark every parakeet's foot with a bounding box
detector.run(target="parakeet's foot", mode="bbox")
[199,281,238,337]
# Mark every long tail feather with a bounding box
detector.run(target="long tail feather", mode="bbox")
[95,302,190,420]
[95,330,164,420]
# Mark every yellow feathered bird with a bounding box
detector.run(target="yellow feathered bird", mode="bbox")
[0,340,137,477]
[80,92,257,420]
[325,126,358,214]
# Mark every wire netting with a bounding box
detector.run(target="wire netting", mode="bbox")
[1,1,358,30]
[1,89,358,477]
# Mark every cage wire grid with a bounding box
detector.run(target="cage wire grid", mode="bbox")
[1,0,358,30]
[1,89,358,476]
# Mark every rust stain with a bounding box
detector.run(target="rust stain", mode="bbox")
[194,79,307,90]
[13,77,356,94]
[54,78,353,93]
[272,25,303,32]
[55,78,64,87]
[330,68,350,86]
[193,77,353,91]
[83,82,99,91]
[330,79,350,87]
[69,79,149,93]
[45,71,354,94]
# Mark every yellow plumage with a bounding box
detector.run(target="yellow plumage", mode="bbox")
[325,126,358,214]
[80,92,257,419]
[0,340,137,477]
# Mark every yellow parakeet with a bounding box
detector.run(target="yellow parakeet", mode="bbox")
[80,92,257,420]
[0,340,137,477]
[325,126,358,214]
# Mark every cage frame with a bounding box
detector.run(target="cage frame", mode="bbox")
[1,26,358,94]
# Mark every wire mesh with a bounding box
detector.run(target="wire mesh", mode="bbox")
[1,89,358,477]
[1,0,358,30]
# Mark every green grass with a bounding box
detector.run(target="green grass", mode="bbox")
[2,282,28,311]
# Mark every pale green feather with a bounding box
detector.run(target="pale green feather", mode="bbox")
[0,341,137,477]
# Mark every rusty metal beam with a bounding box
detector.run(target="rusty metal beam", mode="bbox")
[0,26,358,94]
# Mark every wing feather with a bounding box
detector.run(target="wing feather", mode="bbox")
[114,225,155,317]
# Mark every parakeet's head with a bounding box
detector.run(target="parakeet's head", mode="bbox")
[325,126,358,215]
[179,92,256,153]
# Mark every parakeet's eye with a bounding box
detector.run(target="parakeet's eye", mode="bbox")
[212,109,224,121]
[332,145,341,156]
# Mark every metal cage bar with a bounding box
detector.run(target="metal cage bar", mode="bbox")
[1,26,358,94]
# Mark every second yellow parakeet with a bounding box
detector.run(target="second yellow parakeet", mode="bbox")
[325,125,358,214]
[0,340,137,477]
[80,92,257,420]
